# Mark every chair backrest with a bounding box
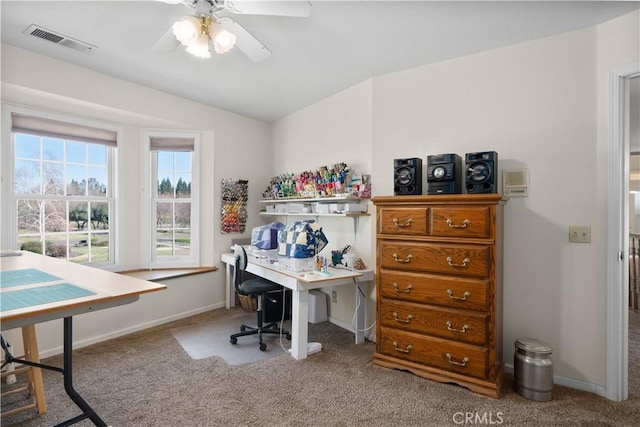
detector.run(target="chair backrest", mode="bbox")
[233,244,248,294]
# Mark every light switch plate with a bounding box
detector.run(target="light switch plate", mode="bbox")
[569,226,591,243]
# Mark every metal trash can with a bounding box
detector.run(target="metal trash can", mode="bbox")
[514,338,553,401]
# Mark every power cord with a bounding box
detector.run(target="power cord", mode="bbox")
[273,278,374,352]
[260,289,291,352]
[278,288,291,352]
[351,278,376,336]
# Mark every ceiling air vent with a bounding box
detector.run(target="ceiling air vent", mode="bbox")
[23,24,96,53]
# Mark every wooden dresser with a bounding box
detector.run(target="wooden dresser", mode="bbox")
[371,194,505,398]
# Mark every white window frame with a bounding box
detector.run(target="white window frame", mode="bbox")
[143,131,200,268]
[1,105,120,269]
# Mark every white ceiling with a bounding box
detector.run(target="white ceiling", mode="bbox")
[1,1,638,123]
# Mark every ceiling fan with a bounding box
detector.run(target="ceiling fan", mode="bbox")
[153,0,311,62]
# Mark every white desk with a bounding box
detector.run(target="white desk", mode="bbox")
[1,251,166,426]
[221,249,373,360]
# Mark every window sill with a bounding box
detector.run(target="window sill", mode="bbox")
[118,266,217,282]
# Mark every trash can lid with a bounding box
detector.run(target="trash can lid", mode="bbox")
[515,338,553,354]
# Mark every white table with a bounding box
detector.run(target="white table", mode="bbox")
[221,249,373,360]
[1,251,166,426]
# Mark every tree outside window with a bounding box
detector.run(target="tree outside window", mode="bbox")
[154,150,192,258]
[13,132,112,264]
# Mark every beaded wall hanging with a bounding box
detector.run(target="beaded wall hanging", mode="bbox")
[221,179,248,233]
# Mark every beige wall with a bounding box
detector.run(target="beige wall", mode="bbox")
[373,25,602,386]
[272,79,375,333]
[1,44,272,355]
[272,11,639,392]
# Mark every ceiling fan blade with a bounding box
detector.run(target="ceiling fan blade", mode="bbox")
[218,17,271,62]
[224,0,311,17]
[152,26,180,52]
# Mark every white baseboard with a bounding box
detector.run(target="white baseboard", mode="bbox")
[328,316,375,342]
[38,303,225,359]
[328,316,352,332]
[504,363,606,397]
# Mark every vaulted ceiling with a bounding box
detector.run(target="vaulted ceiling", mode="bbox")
[1,1,638,123]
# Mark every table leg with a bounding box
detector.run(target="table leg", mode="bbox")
[57,317,107,427]
[290,289,309,360]
[21,324,47,414]
[226,262,235,309]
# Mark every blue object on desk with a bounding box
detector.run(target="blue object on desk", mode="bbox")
[1,283,96,311]
[277,220,328,258]
[252,222,284,250]
[331,250,343,266]
[0,268,62,289]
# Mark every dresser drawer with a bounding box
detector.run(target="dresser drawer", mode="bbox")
[378,327,489,379]
[379,269,489,311]
[379,299,489,345]
[430,207,491,238]
[379,208,428,235]
[380,241,490,278]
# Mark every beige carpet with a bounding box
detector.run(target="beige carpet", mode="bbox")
[1,307,639,426]
[170,311,291,365]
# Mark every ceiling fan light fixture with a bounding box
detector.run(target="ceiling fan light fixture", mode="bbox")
[172,16,199,46]
[212,27,236,54]
[159,0,308,62]
[173,15,237,58]
[185,32,212,58]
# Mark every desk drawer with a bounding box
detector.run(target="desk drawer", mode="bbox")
[379,270,489,311]
[378,327,489,379]
[430,207,491,238]
[379,208,428,236]
[380,299,489,345]
[379,241,490,278]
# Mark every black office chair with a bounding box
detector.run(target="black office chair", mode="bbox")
[229,244,291,351]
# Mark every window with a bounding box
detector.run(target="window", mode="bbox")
[147,133,199,267]
[8,111,117,265]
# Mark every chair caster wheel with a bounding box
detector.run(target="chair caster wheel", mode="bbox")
[286,333,292,341]
[259,342,267,351]
[230,337,237,345]
[240,326,246,332]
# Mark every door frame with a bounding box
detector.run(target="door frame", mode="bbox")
[606,62,639,402]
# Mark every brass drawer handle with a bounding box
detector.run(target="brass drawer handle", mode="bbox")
[393,283,413,293]
[446,256,470,267]
[392,253,414,263]
[393,341,413,353]
[393,312,413,323]
[392,217,413,228]
[446,321,469,333]
[447,289,471,300]
[446,218,471,228]
[445,353,470,367]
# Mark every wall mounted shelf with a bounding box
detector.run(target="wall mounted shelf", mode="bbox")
[258,212,368,218]
[259,196,369,216]
[258,196,369,233]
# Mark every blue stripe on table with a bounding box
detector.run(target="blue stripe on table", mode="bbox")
[0,268,62,289]
[1,283,97,311]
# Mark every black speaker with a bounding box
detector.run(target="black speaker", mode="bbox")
[394,158,423,195]
[426,153,462,194]
[465,151,498,194]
